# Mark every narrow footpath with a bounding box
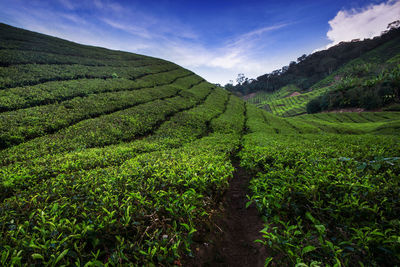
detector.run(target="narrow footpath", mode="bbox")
[185,160,268,266]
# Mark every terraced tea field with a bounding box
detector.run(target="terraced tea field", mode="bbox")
[246,85,299,106]
[245,32,400,117]
[0,23,399,266]
[240,106,400,266]
[245,85,329,117]
[266,87,328,117]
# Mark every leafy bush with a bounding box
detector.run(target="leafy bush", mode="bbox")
[306,98,322,113]
[240,107,400,266]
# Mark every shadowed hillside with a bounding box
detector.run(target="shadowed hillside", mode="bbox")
[235,22,400,116]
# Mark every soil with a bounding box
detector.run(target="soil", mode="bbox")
[286,91,301,97]
[184,160,268,267]
[334,75,342,82]
[322,108,367,113]
[242,92,257,100]
[321,108,386,113]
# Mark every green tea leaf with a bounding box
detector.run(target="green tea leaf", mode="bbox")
[302,245,316,255]
[31,253,44,260]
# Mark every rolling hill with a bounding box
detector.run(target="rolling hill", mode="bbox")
[0,23,399,266]
[239,23,400,117]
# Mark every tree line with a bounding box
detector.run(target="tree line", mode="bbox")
[225,21,400,96]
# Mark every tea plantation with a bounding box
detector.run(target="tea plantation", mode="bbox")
[0,23,399,266]
[244,28,400,117]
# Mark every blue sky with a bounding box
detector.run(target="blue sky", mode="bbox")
[1,0,399,84]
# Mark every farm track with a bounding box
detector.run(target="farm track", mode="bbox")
[186,103,268,266]
[0,77,203,151]
[185,160,268,267]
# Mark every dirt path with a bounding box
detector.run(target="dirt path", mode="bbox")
[185,160,268,266]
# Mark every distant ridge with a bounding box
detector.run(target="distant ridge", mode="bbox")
[235,22,400,116]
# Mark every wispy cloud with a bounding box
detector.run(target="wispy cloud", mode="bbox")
[233,24,288,46]
[58,0,76,10]
[142,23,289,84]
[208,24,289,70]
[0,0,292,84]
[102,18,151,39]
[4,0,395,84]
[61,13,88,25]
[102,1,124,13]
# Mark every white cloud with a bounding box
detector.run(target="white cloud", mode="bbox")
[141,24,288,84]
[326,0,400,47]
[0,0,292,84]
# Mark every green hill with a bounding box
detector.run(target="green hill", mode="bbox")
[237,24,400,116]
[0,23,399,266]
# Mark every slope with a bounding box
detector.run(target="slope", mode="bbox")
[0,23,246,266]
[0,23,399,267]
[242,25,400,116]
[239,105,400,266]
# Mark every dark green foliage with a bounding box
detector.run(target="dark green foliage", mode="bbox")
[0,75,201,149]
[0,22,399,267]
[306,98,322,113]
[228,27,400,96]
[307,66,400,112]
[0,63,178,89]
[383,103,400,111]
[0,23,244,266]
[242,23,400,116]
[0,69,191,112]
[240,106,400,266]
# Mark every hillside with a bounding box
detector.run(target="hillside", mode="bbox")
[239,24,400,116]
[0,23,399,266]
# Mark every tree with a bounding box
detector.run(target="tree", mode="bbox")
[224,82,234,92]
[297,54,307,62]
[236,73,245,85]
[388,20,400,30]
[271,69,281,76]
[306,98,322,113]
